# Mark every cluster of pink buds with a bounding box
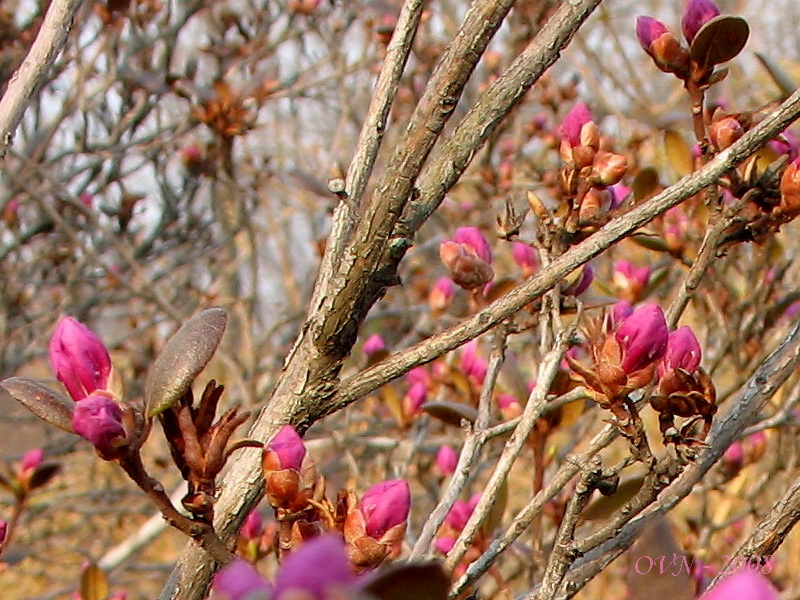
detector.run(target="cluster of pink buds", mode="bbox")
[49,317,129,460]
[557,104,628,233]
[568,303,715,447]
[651,326,717,444]
[214,533,449,600]
[262,426,411,572]
[439,227,494,290]
[434,494,484,578]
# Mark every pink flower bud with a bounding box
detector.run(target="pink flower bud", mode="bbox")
[241,510,264,541]
[453,227,492,264]
[636,16,690,76]
[681,0,720,44]
[435,445,458,476]
[359,479,410,540]
[445,493,481,531]
[698,572,778,600]
[659,326,702,377]
[460,340,487,384]
[265,425,306,471]
[213,559,272,600]
[497,393,523,420]
[564,264,594,297]
[49,317,112,402]
[609,184,631,209]
[439,239,494,290]
[72,392,127,460]
[609,300,634,330]
[274,535,355,599]
[780,157,800,217]
[434,536,456,554]
[0,520,7,545]
[407,367,430,387]
[722,441,744,476]
[559,103,593,148]
[20,448,44,474]
[362,334,386,356]
[429,277,456,312]
[636,15,670,50]
[512,242,538,277]
[593,151,628,186]
[403,382,427,419]
[613,260,650,302]
[709,116,744,151]
[614,303,668,374]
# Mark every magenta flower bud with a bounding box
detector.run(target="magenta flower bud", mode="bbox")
[614,303,668,374]
[49,317,112,402]
[266,425,306,471]
[609,184,631,209]
[20,448,44,474]
[497,393,523,420]
[213,559,272,600]
[429,277,456,312]
[659,326,702,377]
[434,536,456,554]
[636,16,690,75]
[609,300,634,330]
[559,103,593,148]
[359,479,411,539]
[512,242,538,276]
[407,366,430,387]
[460,339,487,384]
[636,16,670,51]
[274,535,355,600]
[453,226,492,264]
[72,392,127,459]
[699,572,778,600]
[241,510,264,541]
[0,520,7,546]
[403,382,427,417]
[722,441,744,475]
[613,260,650,302]
[435,445,458,476]
[681,0,721,44]
[564,264,594,296]
[445,493,481,531]
[362,333,386,356]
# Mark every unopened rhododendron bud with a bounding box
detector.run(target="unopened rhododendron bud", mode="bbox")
[440,227,494,290]
[429,277,456,313]
[497,393,523,420]
[402,382,427,420]
[362,333,385,356]
[213,558,272,600]
[359,479,410,540]
[72,392,127,460]
[49,316,112,402]
[710,116,744,151]
[435,445,458,476]
[779,157,800,217]
[613,260,650,303]
[460,339,487,384]
[615,303,668,374]
[681,0,720,44]
[659,326,702,377]
[592,151,628,186]
[559,103,594,148]
[512,242,538,277]
[264,425,306,472]
[19,448,44,475]
[241,510,264,541]
[636,16,690,76]
[0,520,7,546]
[698,571,778,600]
[564,264,594,297]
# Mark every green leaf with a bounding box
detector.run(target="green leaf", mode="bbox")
[690,15,749,67]
[360,561,450,600]
[1,377,74,432]
[145,308,228,417]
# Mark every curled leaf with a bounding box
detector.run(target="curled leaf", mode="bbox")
[145,308,228,417]
[690,15,749,67]
[664,130,694,177]
[1,377,74,432]
[421,400,478,427]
